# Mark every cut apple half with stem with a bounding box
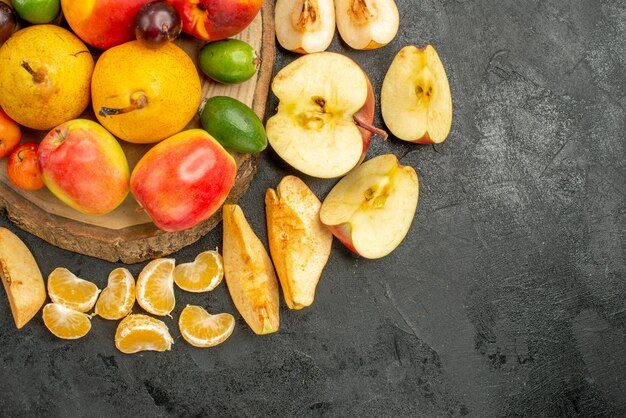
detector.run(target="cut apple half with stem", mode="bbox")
[381,45,453,144]
[335,0,399,50]
[275,0,335,54]
[266,52,385,178]
[320,154,419,259]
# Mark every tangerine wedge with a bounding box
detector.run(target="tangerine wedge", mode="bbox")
[178,305,235,348]
[115,314,173,354]
[136,258,175,316]
[42,303,91,339]
[94,268,136,320]
[173,250,224,293]
[47,267,100,312]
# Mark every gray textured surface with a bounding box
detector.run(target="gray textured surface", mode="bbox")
[1,0,625,416]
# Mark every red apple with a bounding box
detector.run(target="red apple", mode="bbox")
[7,143,44,190]
[130,129,237,232]
[0,107,21,158]
[61,0,153,50]
[166,0,262,41]
[37,119,130,214]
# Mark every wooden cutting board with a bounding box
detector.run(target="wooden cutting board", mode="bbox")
[0,2,275,264]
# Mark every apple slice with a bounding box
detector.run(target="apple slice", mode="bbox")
[266,52,384,178]
[266,175,333,309]
[381,45,453,144]
[222,204,279,335]
[275,0,335,54]
[320,154,419,259]
[335,0,399,50]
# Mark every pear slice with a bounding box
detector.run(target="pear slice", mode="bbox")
[335,0,399,50]
[266,176,333,310]
[222,204,279,334]
[381,45,453,144]
[0,228,46,329]
[275,0,335,54]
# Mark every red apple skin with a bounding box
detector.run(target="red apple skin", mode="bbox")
[353,76,375,165]
[130,129,237,232]
[61,0,153,50]
[166,0,262,41]
[37,119,130,214]
[0,108,22,159]
[7,143,44,191]
[325,223,358,255]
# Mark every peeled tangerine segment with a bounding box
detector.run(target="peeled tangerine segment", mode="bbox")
[94,268,136,320]
[178,305,235,348]
[335,0,400,50]
[266,52,368,178]
[173,250,224,293]
[115,314,173,354]
[136,258,175,316]
[42,303,91,340]
[47,267,100,313]
[320,154,419,259]
[0,228,46,329]
[381,45,453,143]
[275,0,336,54]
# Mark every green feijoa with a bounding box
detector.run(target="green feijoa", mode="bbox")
[200,96,267,154]
[198,39,258,84]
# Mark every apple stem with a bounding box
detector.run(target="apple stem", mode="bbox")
[20,61,46,83]
[99,93,148,117]
[353,115,388,140]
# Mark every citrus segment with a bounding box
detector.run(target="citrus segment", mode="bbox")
[94,268,136,320]
[42,303,91,339]
[114,314,173,354]
[47,267,100,312]
[178,305,235,348]
[173,250,224,293]
[136,258,175,316]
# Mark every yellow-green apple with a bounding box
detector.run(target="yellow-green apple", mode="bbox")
[37,119,130,215]
[320,154,419,259]
[265,52,385,178]
[381,45,453,144]
[166,0,262,41]
[275,0,335,54]
[266,175,332,309]
[334,0,399,50]
[130,129,236,232]
[61,0,153,50]
[222,204,279,334]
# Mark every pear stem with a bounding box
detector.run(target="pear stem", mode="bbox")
[99,93,148,117]
[353,115,388,140]
[20,61,46,83]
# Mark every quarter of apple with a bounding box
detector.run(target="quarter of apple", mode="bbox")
[320,154,419,259]
[275,0,335,54]
[266,175,333,309]
[381,45,453,144]
[335,0,399,50]
[266,52,384,179]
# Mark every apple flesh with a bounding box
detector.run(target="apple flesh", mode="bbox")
[266,175,333,309]
[320,154,419,259]
[275,0,335,54]
[130,129,236,232]
[266,52,384,179]
[222,204,279,335]
[166,0,262,41]
[335,0,399,50]
[381,45,453,144]
[37,119,130,215]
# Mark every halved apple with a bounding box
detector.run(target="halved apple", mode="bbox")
[381,45,453,144]
[335,0,399,50]
[266,175,333,309]
[266,52,384,179]
[320,154,419,259]
[222,204,279,335]
[275,0,335,54]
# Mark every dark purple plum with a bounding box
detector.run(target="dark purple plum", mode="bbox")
[0,2,17,47]
[135,1,182,48]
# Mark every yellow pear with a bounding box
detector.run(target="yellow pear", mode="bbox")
[91,41,202,144]
[0,25,94,130]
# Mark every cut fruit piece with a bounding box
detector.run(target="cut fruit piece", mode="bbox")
[381,45,453,144]
[266,52,379,178]
[222,204,279,335]
[266,175,333,309]
[114,314,173,354]
[320,154,419,259]
[0,227,46,329]
[335,0,399,50]
[178,305,235,348]
[94,268,136,320]
[42,303,91,340]
[275,0,335,54]
[174,250,223,293]
[136,258,175,316]
[47,267,100,313]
